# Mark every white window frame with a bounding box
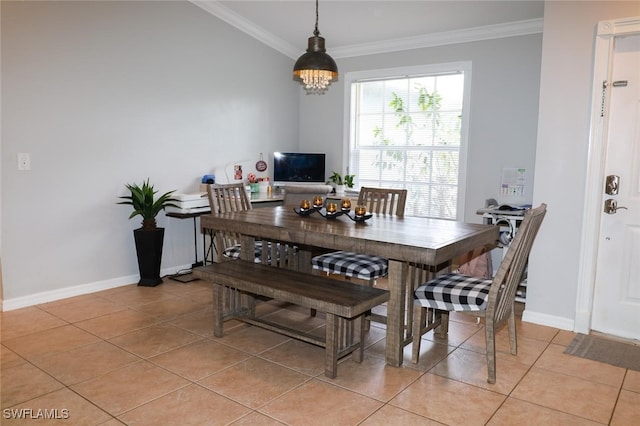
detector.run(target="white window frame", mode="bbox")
[342,62,471,221]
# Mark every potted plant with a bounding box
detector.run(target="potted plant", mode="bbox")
[327,171,355,195]
[118,179,179,286]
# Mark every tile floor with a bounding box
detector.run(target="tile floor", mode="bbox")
[1,278,639,425]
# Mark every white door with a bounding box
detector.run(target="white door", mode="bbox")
[591,34,640,340]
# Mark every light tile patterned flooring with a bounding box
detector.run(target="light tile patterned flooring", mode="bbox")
[1,278,639,425]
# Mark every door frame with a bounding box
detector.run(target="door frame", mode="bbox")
[575,17,640,334]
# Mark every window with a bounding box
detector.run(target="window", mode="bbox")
[346,63,471,220]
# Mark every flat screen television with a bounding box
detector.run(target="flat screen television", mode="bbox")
[273,152,326,183]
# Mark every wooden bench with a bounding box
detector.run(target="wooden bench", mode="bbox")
[193,260,390,378]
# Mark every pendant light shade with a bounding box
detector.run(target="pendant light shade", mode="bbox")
[293,0,338,91]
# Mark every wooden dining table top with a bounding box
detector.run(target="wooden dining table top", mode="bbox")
[200,206,498,267]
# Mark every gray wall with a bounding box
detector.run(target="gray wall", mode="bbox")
[526,1,640,327]
[299,1,640,331]
[1,1,299,303]
[5,0,637,334]
[299,34,543,223]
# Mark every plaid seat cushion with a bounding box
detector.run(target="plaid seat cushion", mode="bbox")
[223,243,258,262]
[223,241,295,263]
[311,251,388,280]
[414,273,491,311]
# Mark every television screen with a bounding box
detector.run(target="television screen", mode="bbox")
[273,152,326,183]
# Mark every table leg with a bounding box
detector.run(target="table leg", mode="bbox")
[191,217,203,268]
[240,235,257,315]
[385,260,405,367]
[202,231,208,265]
[352,316,364,363]
[240,235,255,262]
[202,228,216,265]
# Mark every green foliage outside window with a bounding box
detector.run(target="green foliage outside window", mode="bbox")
[350,73,464,219]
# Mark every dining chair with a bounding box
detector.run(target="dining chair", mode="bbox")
[311,187,408,325]
[311,187,408,285]
[206,183,295,266]
[282,184,334,208]
[411,203,547,383]
[206,183,263,263]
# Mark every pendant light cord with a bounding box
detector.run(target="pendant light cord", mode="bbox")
[314,0,320,37]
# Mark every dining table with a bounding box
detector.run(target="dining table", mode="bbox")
[200,205,498,367]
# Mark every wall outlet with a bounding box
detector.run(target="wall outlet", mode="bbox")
[18,153,31,171]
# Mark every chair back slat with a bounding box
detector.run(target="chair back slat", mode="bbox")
[207,183,252,214]
[358,187,408,216]
[487,203,547,328]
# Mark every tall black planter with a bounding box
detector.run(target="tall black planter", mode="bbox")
[133,228,165,286]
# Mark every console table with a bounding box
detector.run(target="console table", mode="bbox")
[166,210,211,281]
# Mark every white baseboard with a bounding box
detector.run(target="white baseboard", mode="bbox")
[2,264,193,311]
[522,309,575,331]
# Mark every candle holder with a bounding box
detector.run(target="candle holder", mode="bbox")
[312,195,324,209]
[347,206,373,223]
[326,202,338,214]
[293,199,315,216]
[341,198,351,211]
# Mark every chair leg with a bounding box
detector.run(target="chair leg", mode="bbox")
[435,311,449,338]
[485,308,517,384]
[411,304,425,363]
[485,322,497,384]
[508,307,517,355]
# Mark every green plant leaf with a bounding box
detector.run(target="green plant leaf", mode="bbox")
[117,178,179,230]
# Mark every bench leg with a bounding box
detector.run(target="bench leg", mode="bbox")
[325,314,339,378]
[212,283,224,338]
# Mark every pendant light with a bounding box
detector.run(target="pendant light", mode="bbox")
[293,0,338,91]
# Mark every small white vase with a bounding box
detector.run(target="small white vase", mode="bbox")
[335,185,345,195]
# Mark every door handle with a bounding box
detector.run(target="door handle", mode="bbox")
[604,199,628,214]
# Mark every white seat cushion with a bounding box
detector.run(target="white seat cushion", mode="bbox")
[311,251,388,280]
[414,273,491,311]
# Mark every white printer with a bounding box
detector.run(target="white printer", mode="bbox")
[166,192,210,213]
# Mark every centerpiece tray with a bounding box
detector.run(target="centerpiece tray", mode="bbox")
[346,212,373,222]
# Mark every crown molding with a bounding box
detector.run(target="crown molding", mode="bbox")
[191,1,543,60]
[331,18,544,59]
[191,0,300,59]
